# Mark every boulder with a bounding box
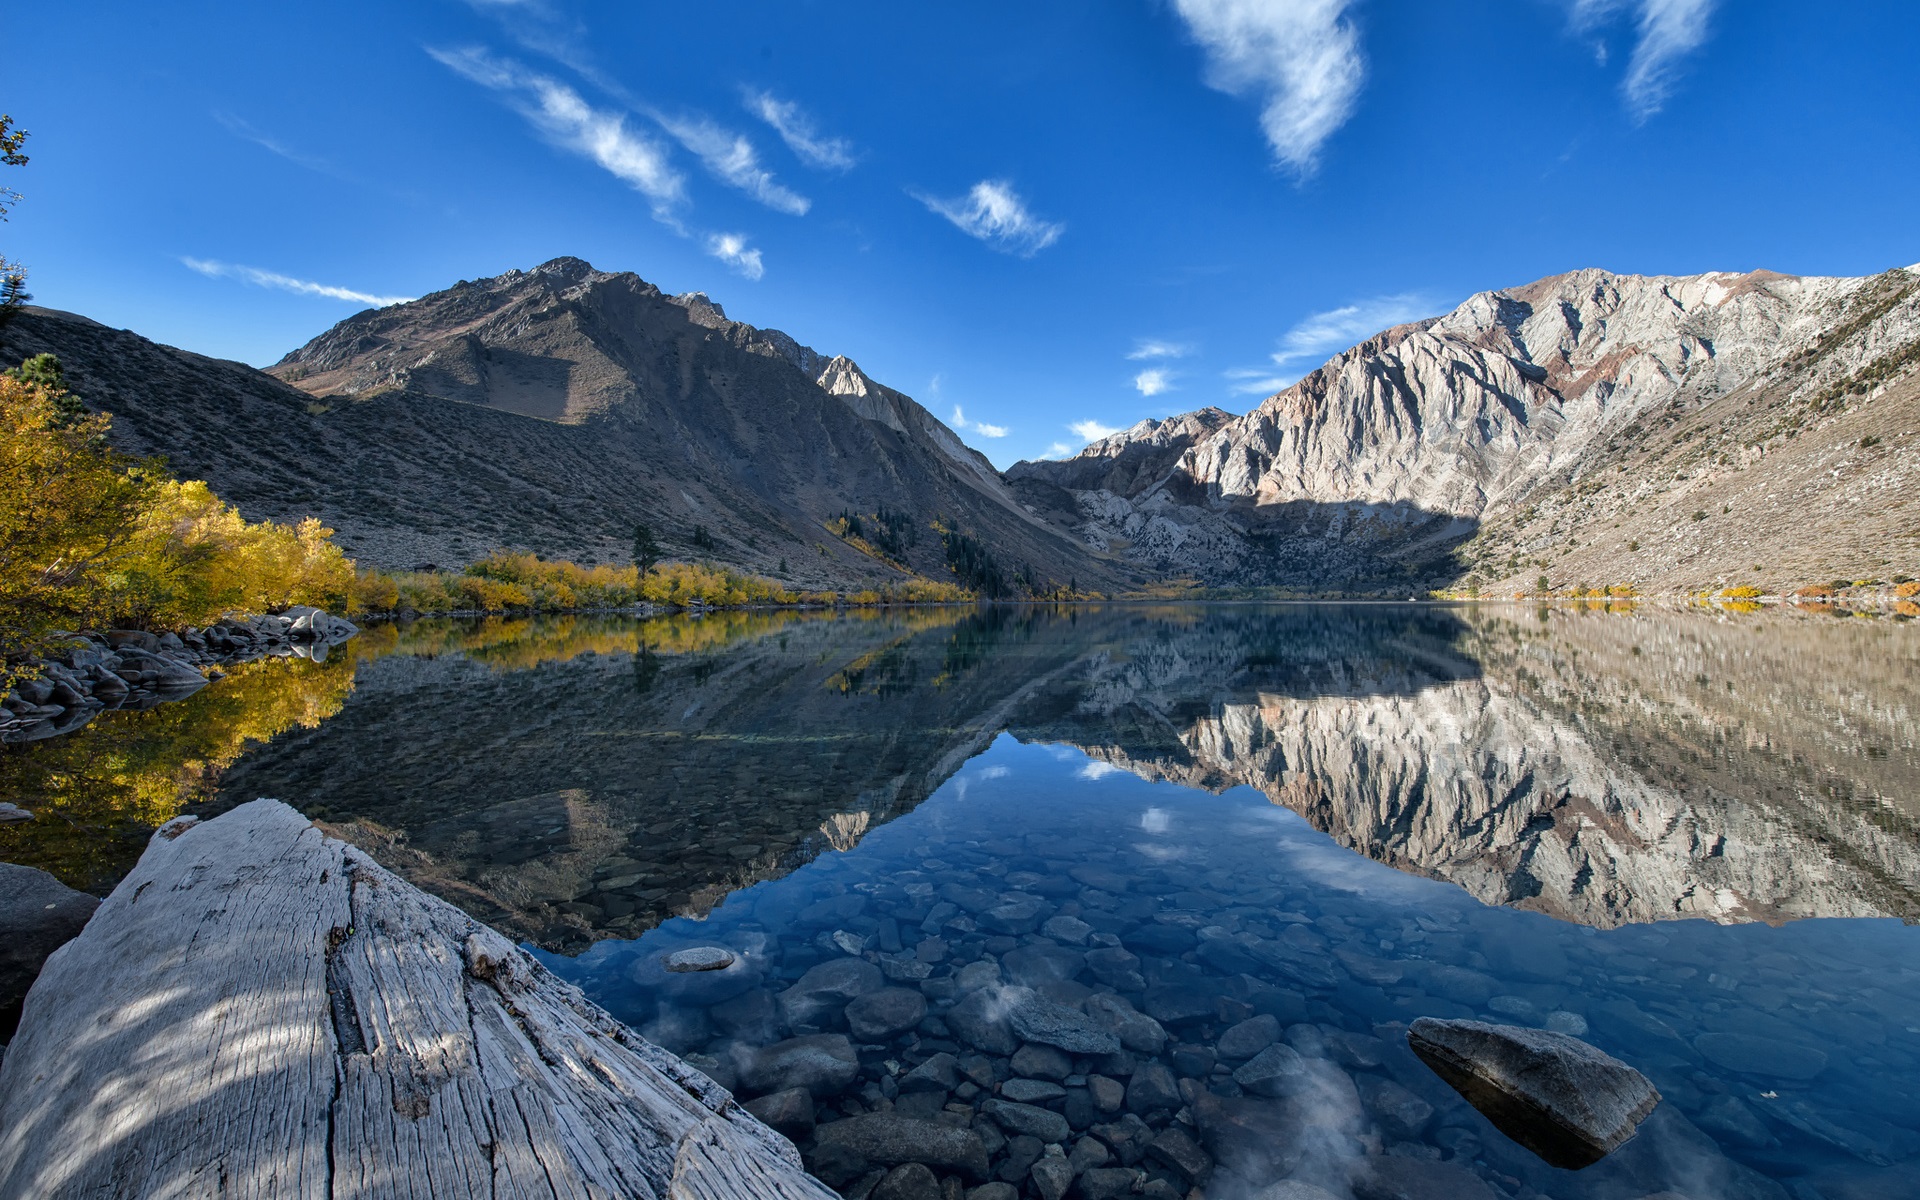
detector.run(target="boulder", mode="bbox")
[1407,1017,1661,1169]
[736,1033,861,1096]
[846,987,928,1042]
[778,955,884,1028]
[663,946,735,972]
[813,1113,992,1181]
[983,1098,1071,1144]
[742,1086,816,1140]
[1084,993,1167,1055]
[1232,1043,1312,1098]
[0,863,99,1034]
[947,986,1021,1055]
[1010,994,1121,1055]
[1216,1013,1280,1060]
[874,1162,943,1200]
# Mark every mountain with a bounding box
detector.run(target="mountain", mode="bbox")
[1011,266,1920,594]
[1,259,1120,591]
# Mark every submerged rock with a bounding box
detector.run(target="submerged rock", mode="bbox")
[1407,1017,1660,1169]
[0,863,100,1034]
[663,946,735,972]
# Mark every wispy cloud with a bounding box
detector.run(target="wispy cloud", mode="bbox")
[1271,293,1433,367]
[1127,339,1192,361]
[1040,441,1078,460]
[705,233,764,281]
[1226,291,1436,396]
[1070,419,1125,443]
[182,258,413,307]
[1570,0,1717,119]
[654,112,809,215]
[1226,367,1291,397]
[917,180,1064,257]
[1079,761,1124,781]
[214,112,331,173]
[744,90,856,171]
[1171,0,1365,173]
[950,405,1009,438]
[1133,368,1175,397]
[429,45,685,224]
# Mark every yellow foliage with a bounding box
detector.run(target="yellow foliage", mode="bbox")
[1720,586,1763,599]
[0,650,359,889]
[1,370,354,666]
[1895,581,1920,599]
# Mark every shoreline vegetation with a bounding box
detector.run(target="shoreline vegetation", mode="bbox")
[0,353,992,679]
[6,350,1914,702]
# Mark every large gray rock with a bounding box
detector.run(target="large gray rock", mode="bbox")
[947,986,1020,1055]
[736,1033,861,1096]
[1085,993,1167,1056]
[1231,1042,1311,1098]
[0,863,98,1031]
[1010,994,1120,1056]
[813,1113,992,1180]
[983,1098,1071,1144]
[778,956,884,1029]
[1407,1017,1661,1169]
[845,987,927,1042]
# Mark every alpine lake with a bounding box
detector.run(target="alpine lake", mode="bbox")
[3,602,1916,1200]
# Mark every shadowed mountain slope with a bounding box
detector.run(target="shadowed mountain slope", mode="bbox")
[1,259,1122,590]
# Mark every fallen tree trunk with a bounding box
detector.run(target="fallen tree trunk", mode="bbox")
[0,798,837,1200]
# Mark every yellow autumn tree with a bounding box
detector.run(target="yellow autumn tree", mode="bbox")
[0,359,357,668]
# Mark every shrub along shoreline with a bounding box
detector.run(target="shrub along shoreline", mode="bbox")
[0,353,980,685]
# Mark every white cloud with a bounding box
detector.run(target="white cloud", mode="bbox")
[1134,368,1174,397]
[653,112,809,215]
[1171,0,1365,173]
[1222,291,1434,397]
[1070,419,1124,442]
[1225,367,1291,396]
[1041,441,1078,459]
[744,90,856,171]
[917,180,1063,257]
[1078,761,1123,781]
[1569,0,1716,119]
[429,45,684,223]
[1127,339,1192,360]
[1140,807,1172,834]
[950,404,1009,439]
[182,257,412,307]
[706,233,764,281]
[1271,293,1434,366]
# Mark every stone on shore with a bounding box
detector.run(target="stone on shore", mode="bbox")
[0,863,99,1035]
[1407,1016,1661,1169]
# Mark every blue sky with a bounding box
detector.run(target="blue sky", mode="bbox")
[6,1,1917,467]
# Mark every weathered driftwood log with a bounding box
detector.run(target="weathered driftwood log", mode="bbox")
[0,798,837,1200]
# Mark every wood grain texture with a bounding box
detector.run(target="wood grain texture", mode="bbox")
[0,799,836,1200]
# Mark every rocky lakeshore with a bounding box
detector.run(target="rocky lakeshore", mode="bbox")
[0,605,358,747]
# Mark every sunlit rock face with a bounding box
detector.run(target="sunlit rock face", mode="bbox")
[1012,266,1920,590]
[1048,607,1920,929]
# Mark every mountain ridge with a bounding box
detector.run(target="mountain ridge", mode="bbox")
[1012,264,1920,593]
[2,258,1124,592]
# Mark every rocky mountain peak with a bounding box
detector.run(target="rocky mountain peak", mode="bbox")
[1013,263,1920,593]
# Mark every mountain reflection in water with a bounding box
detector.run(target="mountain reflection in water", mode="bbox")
[5,602,1910,947]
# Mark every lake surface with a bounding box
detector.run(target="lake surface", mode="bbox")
[2,602,1917,1198]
